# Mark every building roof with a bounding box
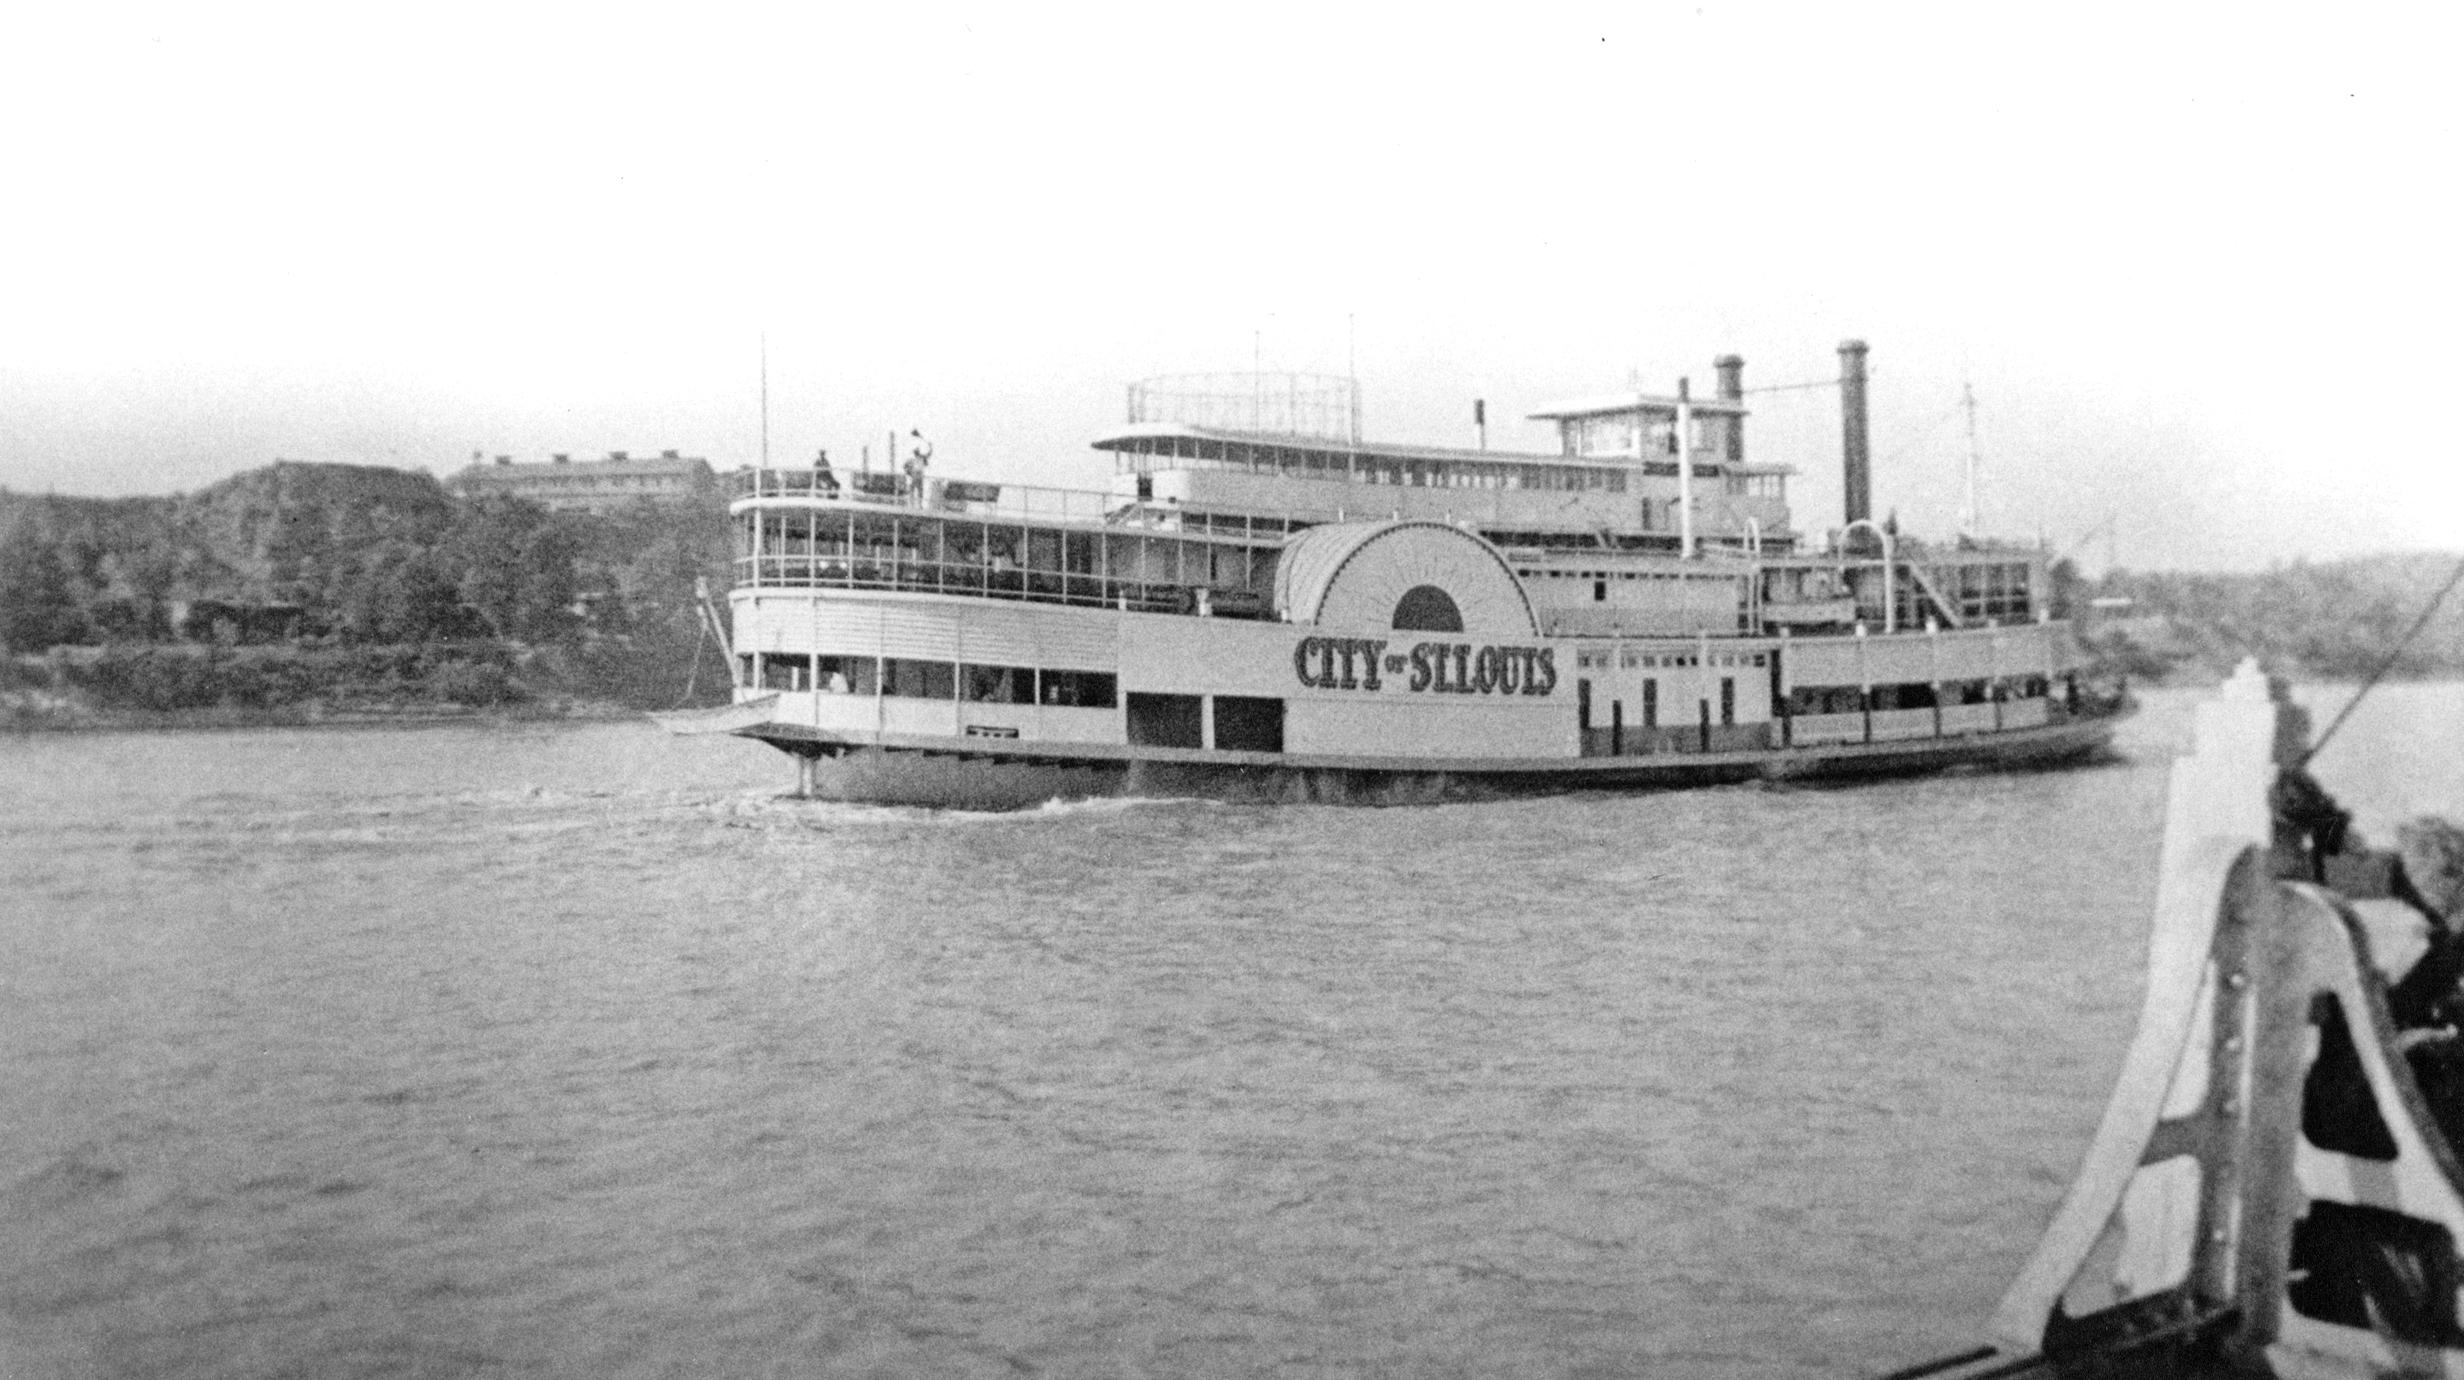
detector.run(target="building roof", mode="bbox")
[1524,392,1749,421]
[452,452,715,485]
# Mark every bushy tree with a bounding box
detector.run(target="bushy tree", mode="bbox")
[0,524,90,652]
[337,541,481,643]
[449,498,578,642]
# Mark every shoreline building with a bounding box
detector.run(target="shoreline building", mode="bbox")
[450,450,716,514]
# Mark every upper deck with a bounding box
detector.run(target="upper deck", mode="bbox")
[728,361,2052,633]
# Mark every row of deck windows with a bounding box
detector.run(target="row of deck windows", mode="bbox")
[741,510,1278,612]
[747,653,1119,708]
[1783,677,2054,715]
[1575,650,1768,670]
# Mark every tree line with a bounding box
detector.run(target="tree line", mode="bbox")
[2079,551,2464,683]
[0,461,734,709]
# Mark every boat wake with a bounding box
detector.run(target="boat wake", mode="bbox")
[693,790,1227,830]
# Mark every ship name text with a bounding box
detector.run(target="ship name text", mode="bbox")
[1291,637,1558,697]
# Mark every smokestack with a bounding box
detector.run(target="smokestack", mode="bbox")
[1714,354,1744,463]
[1838,339,1871,528]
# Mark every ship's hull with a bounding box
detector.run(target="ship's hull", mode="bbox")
[729,708,2125,809]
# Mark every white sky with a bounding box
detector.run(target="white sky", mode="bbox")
[4,2,2459,571]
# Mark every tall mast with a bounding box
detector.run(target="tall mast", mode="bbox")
[760,331,771,470]
[1960,378,1980,537]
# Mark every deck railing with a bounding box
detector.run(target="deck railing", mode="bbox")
[733,554,1278,617]
[733,469,1323,545]
[735,468,1128,522]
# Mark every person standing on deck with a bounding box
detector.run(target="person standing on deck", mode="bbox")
[903,430,933,504]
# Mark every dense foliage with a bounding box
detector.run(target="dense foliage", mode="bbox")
[0,460,734,709]
[51,644,523,712]
[2083,552,2464,683]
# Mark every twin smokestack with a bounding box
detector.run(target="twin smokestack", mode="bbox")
[1839,339,1871,528]
[1698,342,1869,530]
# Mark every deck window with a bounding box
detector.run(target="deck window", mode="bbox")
[961,664,1036,704]
[1870,683,1936,710]
[758,653,808,691]
[1787,685,1864,715]
[817,654,878,695]
[881,658,954,699]
[1040,670,1117,709]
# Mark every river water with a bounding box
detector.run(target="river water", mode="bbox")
[4,683,2459,1379]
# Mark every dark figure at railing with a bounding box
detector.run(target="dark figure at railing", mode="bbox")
[903,430,932,505]
[811,448,838,495]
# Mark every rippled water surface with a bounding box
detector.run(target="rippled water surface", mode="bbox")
[4,684,2459,1379]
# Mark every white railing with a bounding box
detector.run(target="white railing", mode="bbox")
[736,469,1125,524]
[735,469,1326,542]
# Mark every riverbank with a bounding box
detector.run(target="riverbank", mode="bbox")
[0,695,646,733]
[0,641,719,733]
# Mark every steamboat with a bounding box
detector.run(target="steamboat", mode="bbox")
[664,340,2129,808]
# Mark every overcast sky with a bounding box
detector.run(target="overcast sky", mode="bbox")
[4,3,2458,571]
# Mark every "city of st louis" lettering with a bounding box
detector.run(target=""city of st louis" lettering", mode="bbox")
[1290,637,1557,696]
